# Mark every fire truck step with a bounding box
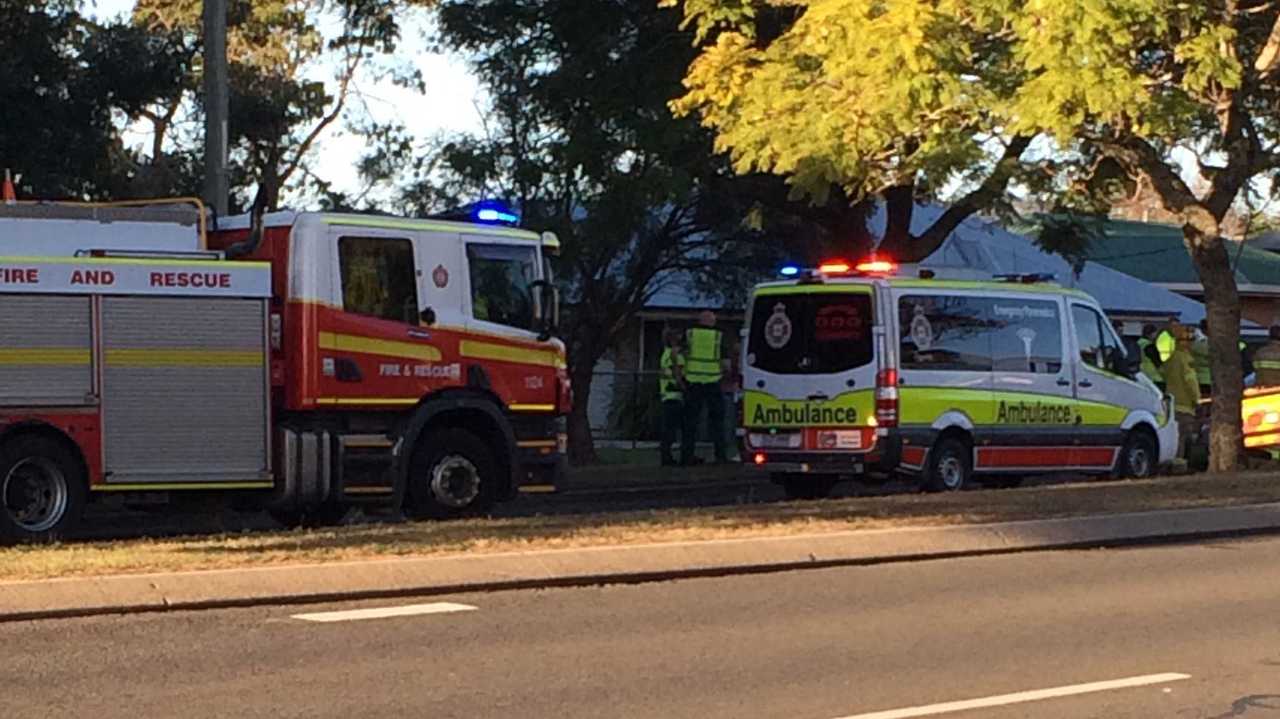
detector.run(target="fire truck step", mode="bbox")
[336,435,398,506]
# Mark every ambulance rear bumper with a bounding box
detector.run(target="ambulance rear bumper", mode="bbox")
[746,431,902,476]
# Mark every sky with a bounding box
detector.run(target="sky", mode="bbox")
[87,0,488,206]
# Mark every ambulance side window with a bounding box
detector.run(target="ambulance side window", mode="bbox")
[989,299,1063,374]
[338,237,419,324]
[1072,305,1107,370]
[899,295,993,372]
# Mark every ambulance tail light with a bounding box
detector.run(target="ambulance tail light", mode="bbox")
[876,368,899,427]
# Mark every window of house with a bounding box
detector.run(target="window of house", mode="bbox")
[338,237,419,323]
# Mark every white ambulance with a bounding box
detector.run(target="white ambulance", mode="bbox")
[741,259,1178,498]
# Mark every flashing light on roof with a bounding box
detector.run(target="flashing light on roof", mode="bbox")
[817,260,852,274]
[855,259,897,275]
[779,265,800,277]
[472,201,520,226]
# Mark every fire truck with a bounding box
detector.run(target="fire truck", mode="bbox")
[0,197,568,542]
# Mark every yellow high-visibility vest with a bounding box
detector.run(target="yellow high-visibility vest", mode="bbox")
[1138,338,1162,383]
[659,348,684,401]
[1155,330,1174,362]
[684,327,723,384]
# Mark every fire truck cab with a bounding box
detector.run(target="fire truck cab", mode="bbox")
[0,200,568,542]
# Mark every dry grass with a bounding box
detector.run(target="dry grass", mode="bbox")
[2,472,1279,583]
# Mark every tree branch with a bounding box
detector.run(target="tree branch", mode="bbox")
[1254,9,1280,76]
[908,134,1033,260]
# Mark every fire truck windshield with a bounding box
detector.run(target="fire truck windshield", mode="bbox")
[468,243,539,331]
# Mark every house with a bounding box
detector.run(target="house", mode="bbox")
[1065,219,1280,328]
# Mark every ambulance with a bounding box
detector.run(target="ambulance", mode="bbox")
[741,259,1177,498]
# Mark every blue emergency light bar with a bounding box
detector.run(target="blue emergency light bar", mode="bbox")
[472,201,520,226]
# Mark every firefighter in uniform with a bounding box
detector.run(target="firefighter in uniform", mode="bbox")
[1138,324,1164,389]
[682,311,729,465]
[658,328,687,466]
[1164,324,1201,460]
[1253,325,1280,387]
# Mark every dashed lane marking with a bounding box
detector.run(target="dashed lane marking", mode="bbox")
[291,602,478,623]
[833,672,1191,719]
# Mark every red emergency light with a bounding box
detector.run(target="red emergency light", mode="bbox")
[855,259,897,275]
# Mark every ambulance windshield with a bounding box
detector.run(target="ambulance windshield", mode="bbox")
[747,292,874,375]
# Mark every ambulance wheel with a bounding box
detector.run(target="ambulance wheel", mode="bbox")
[0,435,87,543]
[405,429,499,519]
[922,437,971,492]
[1117,430,1157,479]
[779,475,836,500]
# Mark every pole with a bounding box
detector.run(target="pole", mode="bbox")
[203,0,229,218]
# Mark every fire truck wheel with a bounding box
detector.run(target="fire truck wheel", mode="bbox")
[779,475,836,500]
[0,435,87,543]
[405,429,500,519]
[1117,429,1157,479]
[922,437,971,492]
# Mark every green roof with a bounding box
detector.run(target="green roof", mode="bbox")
[1081,219,1280,287]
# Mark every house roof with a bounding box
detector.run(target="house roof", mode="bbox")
[1071,219,1280,290]
[874,206,1211,325]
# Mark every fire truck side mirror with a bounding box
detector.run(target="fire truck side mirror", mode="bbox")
[530,280,559,340]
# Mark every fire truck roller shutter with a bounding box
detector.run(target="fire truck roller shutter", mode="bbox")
[0,296,92,405]
[101,296,270,484]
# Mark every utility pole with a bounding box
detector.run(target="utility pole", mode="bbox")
[203,0,229,217]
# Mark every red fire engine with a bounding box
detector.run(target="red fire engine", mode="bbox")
[0,197,568,542]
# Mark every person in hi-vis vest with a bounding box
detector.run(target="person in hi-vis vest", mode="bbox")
[681,311,730,465]
[658,328,687,467]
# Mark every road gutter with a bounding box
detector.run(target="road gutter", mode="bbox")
[3,501,1280,623]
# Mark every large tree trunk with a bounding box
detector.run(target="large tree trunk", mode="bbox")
[567,356,599,466]
[1184,221,1243,473]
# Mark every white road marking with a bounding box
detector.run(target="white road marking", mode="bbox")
[291,602,478,623]
[833,672,1191,719]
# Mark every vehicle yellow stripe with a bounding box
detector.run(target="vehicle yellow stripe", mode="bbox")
[105,349,263,367]
[0,348,90,366]
[509,403,557,412]
[318,332,442,362]
[92,482,274,491]
[316,397,421,406]
[460,339,564,368]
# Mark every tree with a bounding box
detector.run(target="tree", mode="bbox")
[128,0,431,211]
[668,0,1280,472]
[422,0,796,464]
[0,0,188,199]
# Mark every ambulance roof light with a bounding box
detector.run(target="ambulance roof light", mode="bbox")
[855,259,897,275]
[779,264,800,277]
[817,260,852,274]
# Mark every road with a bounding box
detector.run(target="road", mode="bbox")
[6,535,1280,718]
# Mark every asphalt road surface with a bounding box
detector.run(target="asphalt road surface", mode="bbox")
[6,534,1280,718]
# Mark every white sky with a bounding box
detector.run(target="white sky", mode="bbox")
[88,0,487,207]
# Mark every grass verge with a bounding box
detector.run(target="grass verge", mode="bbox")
[2,472,1279,583]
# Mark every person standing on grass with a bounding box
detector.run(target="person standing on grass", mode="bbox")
[1253,325,1280,387]
[682,310,729,466]
[657,328,687,467]
[1164,325,1201,460]
[719,338,742,462]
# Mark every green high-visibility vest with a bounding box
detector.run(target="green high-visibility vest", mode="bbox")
[1155,330,1174,362]
[684,327,723,384]
[1138,338,1162,383]
[659,348,683,401]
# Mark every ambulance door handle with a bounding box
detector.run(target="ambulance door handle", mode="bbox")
[1056,378,1071,387]
[1078,379,1093,388]
[808,393,829,402]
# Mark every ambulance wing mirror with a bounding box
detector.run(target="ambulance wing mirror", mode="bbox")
[1107,346,1139,378]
